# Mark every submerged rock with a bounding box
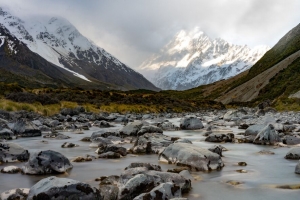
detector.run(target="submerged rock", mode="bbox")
[159,143,224,171]
[0,142,29,162]
[27,176,102,200]
[22,150,73,174]
[180,117,204,130]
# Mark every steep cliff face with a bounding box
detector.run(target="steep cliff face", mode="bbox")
[140,28,269,90]
[0,7,158,90]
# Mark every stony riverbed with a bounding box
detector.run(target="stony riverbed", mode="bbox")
[1,107,300,200]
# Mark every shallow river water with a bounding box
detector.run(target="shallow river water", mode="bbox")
[0,118,299,200]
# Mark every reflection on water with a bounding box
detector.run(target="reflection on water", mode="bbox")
[1,121,300,200]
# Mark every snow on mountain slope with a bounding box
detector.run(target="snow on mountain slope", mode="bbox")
[0,7,157,90]
[139,27,269,90]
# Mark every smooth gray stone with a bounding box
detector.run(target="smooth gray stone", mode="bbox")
[27,176,102,200]
[22,150,72,174]
[159,143,224,171]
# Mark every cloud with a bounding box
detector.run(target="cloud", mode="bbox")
[0,0,299,69]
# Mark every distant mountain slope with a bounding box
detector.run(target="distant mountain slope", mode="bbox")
[216,23,300,104]
[0,7,158,91]
[139,28,269,90]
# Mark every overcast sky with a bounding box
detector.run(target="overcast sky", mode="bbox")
[1,0,300,69]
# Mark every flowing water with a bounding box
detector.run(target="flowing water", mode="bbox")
[0,118,299,200]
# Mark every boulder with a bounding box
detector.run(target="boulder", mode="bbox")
[0,142,29,162]
[223,110,245,121]
[180,117,204,130]
[119,121,144,136]
[0,128,14,140]
[95,144,127,156]
[91,129,120,139]
[285,147,300,159]
[61,142,78,148]
[131,133,173,154]
[1,166,22,173]
[159,143,224,171]
[205,133,234,143]
[157,121,179,131]
[0,188,29,200]
[208,145,224,156]
[118,174,158,200]
[22,150,73,174]
[137,125,163,136]
[253,124,281,145]
[93,120,113,128]
[133,182,181,200]
[27,176,102,200]
[245,124,265,136]
[99,185,119,200]
[118,169,191,200]
[12,119,41,137]
[285,135,300,145]
[90,137,114,148]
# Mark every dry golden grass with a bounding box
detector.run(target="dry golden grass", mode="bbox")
[0,98,177,115]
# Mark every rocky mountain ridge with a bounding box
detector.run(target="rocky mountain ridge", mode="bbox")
[0,7,157,90]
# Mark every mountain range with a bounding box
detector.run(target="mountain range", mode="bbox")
[0,7,158,91]
[140,28,269,90]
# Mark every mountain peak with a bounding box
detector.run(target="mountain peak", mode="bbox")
[139,28,269,90]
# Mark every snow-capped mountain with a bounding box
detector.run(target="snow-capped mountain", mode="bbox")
[139,27,269,90]
[0,7,157,90]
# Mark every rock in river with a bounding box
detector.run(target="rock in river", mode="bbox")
[22,150,73,174]
[253,124,281,145]
[0,188,29,200]
[133,182,181,200]
[12,119,41,137]
[27,176,102,200]
[159,143,224,171]
[131,133,173,154]
[180,117,204,130]
[285,147,300,160]
[0,142,29,162]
